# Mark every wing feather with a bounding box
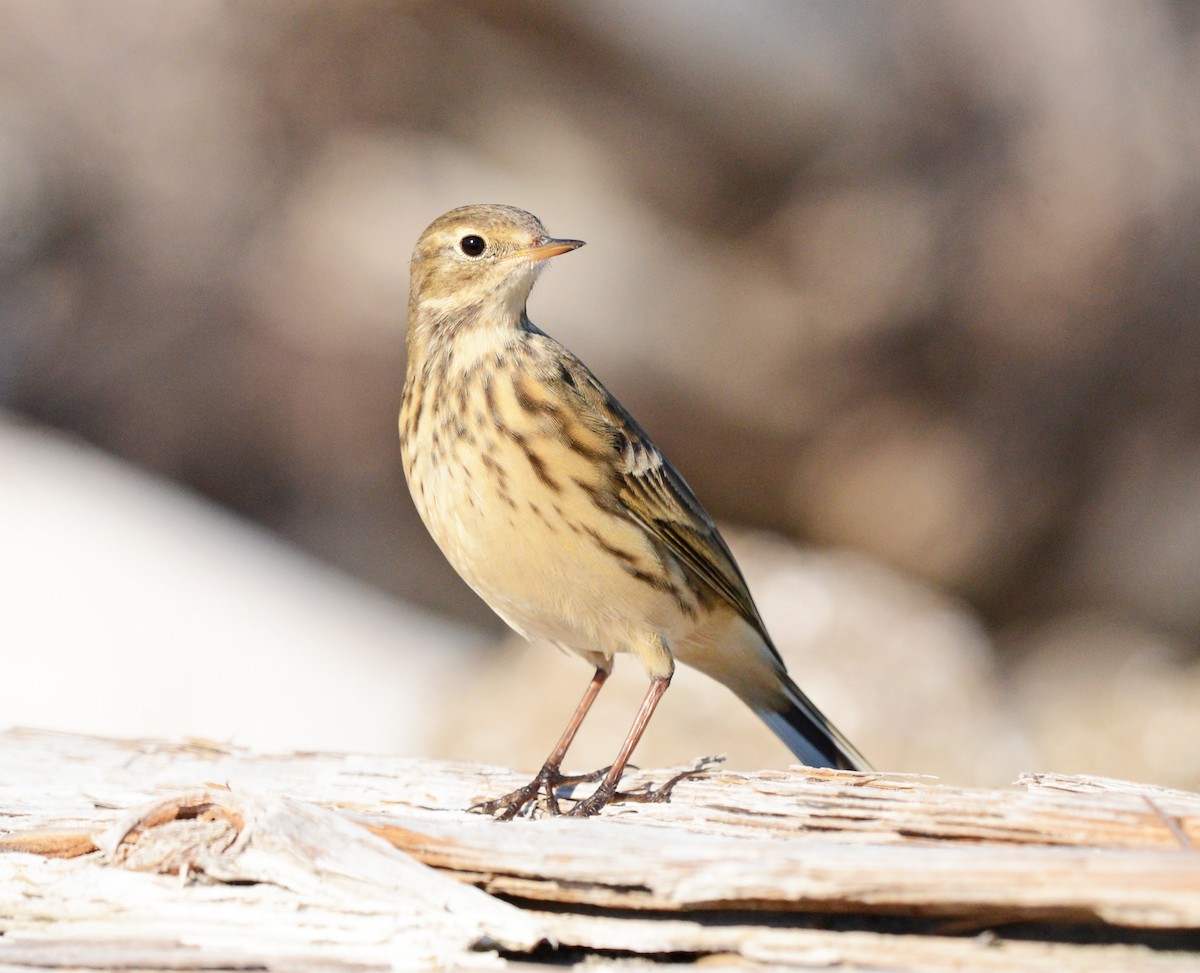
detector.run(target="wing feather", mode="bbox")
[549,348,776,652]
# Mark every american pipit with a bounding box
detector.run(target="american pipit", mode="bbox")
[400,204,869,818]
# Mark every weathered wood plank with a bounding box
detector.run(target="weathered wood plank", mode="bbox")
[532,911,1200,972]
[364,811,1200,925]
[1,784,542,970]
[2,728,1199,972]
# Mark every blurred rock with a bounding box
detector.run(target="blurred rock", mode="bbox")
[1060,430,1200,636]
[791,404,1005,593]
[0,412,488,753]
[1006,614,1200,789]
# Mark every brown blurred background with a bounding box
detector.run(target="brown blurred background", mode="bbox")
[2,0,1199,789]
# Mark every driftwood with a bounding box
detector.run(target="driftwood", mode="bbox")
[1,727,1198,970]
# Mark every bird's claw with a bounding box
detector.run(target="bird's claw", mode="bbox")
[473,756,721,819]
[471,765,615,820]
[591,755,723,811]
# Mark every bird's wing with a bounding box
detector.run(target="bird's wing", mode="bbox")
[554,350,777,653]
[616,423,769,634]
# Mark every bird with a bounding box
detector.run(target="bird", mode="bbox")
[399,204,869,818]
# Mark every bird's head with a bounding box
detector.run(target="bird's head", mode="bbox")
[408,204,584,328]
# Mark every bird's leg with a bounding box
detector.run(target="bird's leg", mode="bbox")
[472,667,610,820]
[567,674,671,817]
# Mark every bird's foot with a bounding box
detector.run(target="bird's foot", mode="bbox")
[474,756,722,819]
[471,765,612,820]
[565,780,617,817]
[567,755,724,817]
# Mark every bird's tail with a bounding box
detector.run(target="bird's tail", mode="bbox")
[752,671,872,772]
[677,614,871,772]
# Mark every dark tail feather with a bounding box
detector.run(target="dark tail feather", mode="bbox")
[754,673,872,771]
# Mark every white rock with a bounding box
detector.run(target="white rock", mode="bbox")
[0,413,487,753]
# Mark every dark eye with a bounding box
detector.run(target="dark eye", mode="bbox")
[459,235,486,257]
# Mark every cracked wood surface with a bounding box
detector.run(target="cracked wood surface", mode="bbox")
[1,728,1199,971]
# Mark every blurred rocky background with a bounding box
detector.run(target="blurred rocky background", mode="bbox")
[2,0,1198,789]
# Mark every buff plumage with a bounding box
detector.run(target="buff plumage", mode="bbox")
[400,204,868,817]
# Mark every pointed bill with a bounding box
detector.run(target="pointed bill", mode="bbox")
[508,237,585,264]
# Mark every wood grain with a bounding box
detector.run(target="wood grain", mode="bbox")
[1,728,1198,970]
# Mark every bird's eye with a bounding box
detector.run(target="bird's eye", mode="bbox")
[459,235,487,257]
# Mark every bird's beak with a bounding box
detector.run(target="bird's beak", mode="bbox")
[508,237,585,265]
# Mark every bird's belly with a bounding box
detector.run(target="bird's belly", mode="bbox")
[406,434,692,657]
